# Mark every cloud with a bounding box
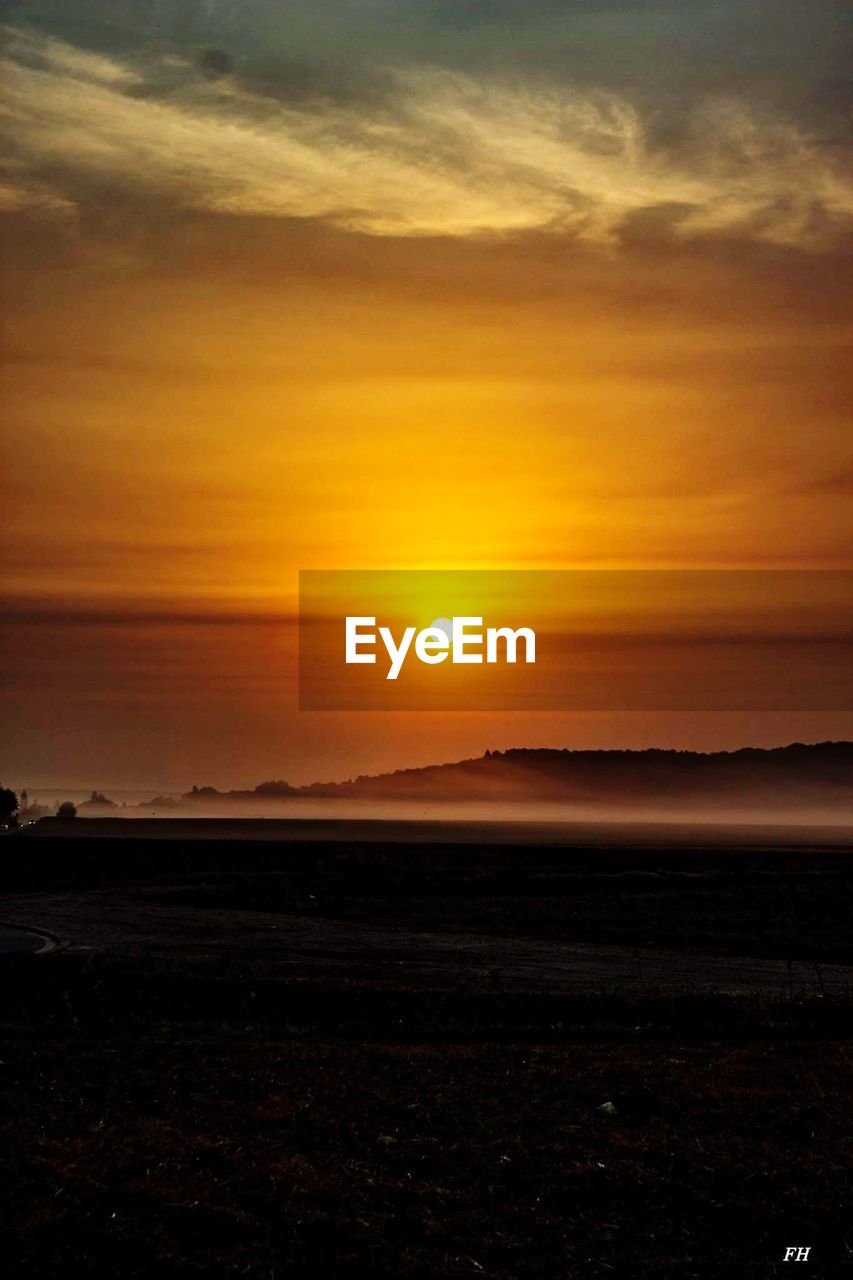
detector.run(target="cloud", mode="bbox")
[0,25,850,248]
[2,25,141,86]
[0,155,76,218]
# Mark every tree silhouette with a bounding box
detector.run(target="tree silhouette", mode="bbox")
[85,791,115,808]
[0,788,18,822]
[57,801,78,819]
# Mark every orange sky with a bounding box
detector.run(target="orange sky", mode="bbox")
[1,16,851,789]
[6,223,851,594]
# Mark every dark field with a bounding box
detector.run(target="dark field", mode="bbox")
[2,821,853,1276]
[4,1039,851,1279]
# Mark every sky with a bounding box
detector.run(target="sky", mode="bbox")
[1,1,851,790]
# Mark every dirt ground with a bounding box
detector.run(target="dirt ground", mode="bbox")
[3,825,852,1275]
[3,1038,851,1279]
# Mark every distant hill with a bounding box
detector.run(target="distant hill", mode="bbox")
[179,742,852,808]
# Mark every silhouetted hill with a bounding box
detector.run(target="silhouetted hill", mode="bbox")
[180,742,852,808]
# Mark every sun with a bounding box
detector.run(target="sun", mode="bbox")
[429,617,453,643]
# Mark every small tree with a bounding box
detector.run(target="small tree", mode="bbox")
[57,801,78,819]
[0,788,18,822]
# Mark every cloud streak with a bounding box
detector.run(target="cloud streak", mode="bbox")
[0,25,850,248]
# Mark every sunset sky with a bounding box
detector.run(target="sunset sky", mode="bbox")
[1,2,851,790]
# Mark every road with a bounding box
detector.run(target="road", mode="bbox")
[0,924,54,954]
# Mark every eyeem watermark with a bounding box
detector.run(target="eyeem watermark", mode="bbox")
[345,616,536,680]
[299,569,853,711]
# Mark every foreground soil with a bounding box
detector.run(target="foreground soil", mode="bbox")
[3,1038,851,1279]
[3,829,852,1276]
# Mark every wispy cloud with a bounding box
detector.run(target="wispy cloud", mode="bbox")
[1,26,850,248]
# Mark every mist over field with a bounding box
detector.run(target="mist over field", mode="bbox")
[19,742,852,829]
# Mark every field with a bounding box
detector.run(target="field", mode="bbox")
[2,820,853,1276]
